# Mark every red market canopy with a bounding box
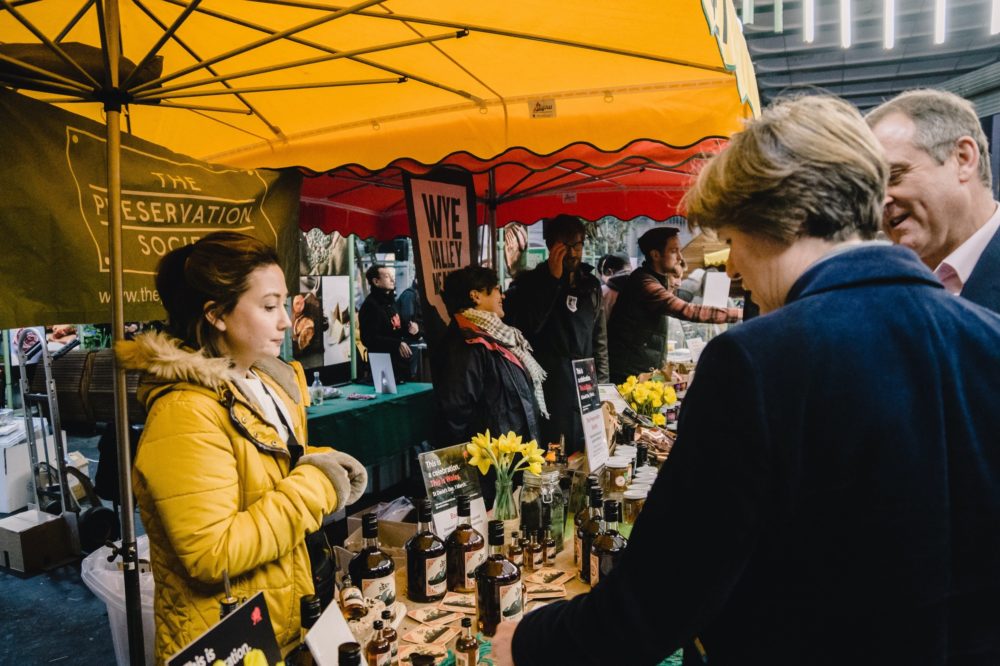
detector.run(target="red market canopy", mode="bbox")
[298,137,726,240]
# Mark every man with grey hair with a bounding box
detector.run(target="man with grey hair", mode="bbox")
[867,88,1000,313]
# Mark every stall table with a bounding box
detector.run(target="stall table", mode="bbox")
[306,383,436,490]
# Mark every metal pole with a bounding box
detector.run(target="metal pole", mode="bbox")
[348,235,357,381]
[487,169,499,269]
[104,0,145,663]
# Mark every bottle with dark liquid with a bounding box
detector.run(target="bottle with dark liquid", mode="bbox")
[577,485,604,583]
[380,609,398,665]
[523,531,543,572]
[541,519,557,565]
[286,594,322,665]
[506,531,524,567]
[474,519,523,637]
[573,476,601,565]
[338,574,368,621]
[338,642,362,666]
[589,499,628,587]
[445,495,486,593]
[366,619,391,666]
[406,498,447,602]
[348,513,397,606]
[454,616,480,666]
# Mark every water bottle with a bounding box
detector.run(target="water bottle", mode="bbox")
[310,371,324,406]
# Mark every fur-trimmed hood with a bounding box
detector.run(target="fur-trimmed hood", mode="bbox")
[116,331,302,410]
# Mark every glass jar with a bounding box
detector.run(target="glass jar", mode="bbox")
[621,488,648,537]
[519,469,565,553]
[603,457,630,499]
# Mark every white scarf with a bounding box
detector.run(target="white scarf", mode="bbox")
[460,308,549,419]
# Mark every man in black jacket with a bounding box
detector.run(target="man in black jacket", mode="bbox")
[503,214,608,453]
[359,264,418,382]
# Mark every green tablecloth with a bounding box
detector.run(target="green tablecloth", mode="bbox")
[306,382,435,465]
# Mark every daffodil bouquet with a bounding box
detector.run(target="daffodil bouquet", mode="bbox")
[466,430,545,521]
[617,375,678,427]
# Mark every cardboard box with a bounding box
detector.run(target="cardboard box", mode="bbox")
[0,420,61,513]
[0,509,73,574]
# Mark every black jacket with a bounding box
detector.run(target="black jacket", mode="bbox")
[512,245,1000,665]
[961,221,1000,314]
[359,288,410,378]
[503,262,608,452]
[433,315,541,447]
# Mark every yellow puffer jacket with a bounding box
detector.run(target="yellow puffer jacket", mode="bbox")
[118,332,339,664]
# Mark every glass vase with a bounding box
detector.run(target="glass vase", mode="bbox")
[493,474,518,522]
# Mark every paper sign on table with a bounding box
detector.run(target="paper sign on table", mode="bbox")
[573,358,609,473]
[701,272,732,309]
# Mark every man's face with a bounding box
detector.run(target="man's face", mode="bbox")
[650,236,682,275]
[871,112,965,267]
[372,268,395,291]
[554,232,585,273]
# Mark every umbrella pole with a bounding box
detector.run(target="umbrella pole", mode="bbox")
[104,0,145,663]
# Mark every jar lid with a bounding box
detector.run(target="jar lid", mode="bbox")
[667,349,693,363]
[628,483,652,492]
[624,489,648,499]
[523,468,561,484]
[605,458,629,469]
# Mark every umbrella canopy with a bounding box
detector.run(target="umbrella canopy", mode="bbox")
[0,0,758,171]
[299,137,728,240]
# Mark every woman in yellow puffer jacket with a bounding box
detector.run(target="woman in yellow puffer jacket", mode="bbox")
[117,232,367,664]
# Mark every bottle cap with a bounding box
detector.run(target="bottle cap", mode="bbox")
[219,596,240,618]
[362,512,379,538]
[381,609,392,620]
[300,594,322,625]
[417,497,434,522]
[603,499,621,522]
[461,617,472,628]
[510,530,520,539]
[456,494,471,517]
[338,642,362,663]
[589,485,604,505]
[487,519,505,545]
[373,619,384,630]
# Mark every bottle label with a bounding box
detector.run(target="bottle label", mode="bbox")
[362,573,396,606]
[498,581,523,624]
[389,638,398,661]
[509,549,523,566]
[465,547,487,585]
[573,534,581,564]
[590,552,600,586]
[372,651,390,666]
[533,549,544,566]
[456,649,478,666]
[546,544,556,562]
[341,585,365,609]
[425,554,447,597]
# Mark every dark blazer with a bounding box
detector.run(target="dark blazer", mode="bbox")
[512,244,1000,666]
[961,222,1000,314]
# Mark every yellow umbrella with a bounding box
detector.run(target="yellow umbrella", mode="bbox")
[1,0,758,171]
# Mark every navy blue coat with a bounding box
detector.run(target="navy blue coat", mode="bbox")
[962,223,1000,314]
[512,244,1000,666]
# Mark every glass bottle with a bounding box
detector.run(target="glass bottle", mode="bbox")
[380,609,398,665]
[366,619,391,666]
[523,531,543,572]
[286,594,322,665]
[572,476,600,565]
[541,519,557,565]
[310,371,324,406]
[454,616,480,666]
[405,498,447,602]
[506,531,524,567]
[474,520,523,637]
[338,574,368,621]
[577,485,604,584]
[519,469,565,553]
[589,499,628,587]
[445,494,485,593]
[348,513,397,606]
[338,642,362,666]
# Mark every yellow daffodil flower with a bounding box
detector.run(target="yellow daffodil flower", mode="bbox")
[652,413,667,426]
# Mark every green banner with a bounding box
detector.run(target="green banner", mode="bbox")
[0,89,301,328]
